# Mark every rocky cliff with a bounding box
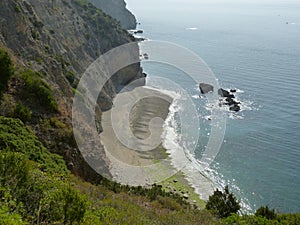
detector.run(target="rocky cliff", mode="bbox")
[0,0,143,182]
[87,0,137,29]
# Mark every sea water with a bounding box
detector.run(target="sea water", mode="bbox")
[126,0,300,213]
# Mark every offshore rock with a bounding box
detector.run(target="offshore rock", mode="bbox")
[199,83,214,94]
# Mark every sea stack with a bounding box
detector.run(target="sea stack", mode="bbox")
[199,83,214,94]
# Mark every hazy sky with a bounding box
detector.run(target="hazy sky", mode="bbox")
[125,0,300,12]
[125,0,300,24]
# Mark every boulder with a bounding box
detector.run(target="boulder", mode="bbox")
[230,105,241,112]
[199,83,214,94]
[225,97,237,106]
[218,88,232,98]
[134,30,143,34]
[230,89,237,93]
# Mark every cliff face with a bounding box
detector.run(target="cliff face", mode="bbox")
[87,0,137,29]
[0,0,142,182]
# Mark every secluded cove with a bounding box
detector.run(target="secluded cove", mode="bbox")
[100,85,211,207]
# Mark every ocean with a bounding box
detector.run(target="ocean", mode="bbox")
[125,0,300,213]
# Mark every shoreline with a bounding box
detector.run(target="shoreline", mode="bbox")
[100,85,213,207]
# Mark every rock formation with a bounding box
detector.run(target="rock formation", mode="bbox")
[87,0,137,29]
[199,84,241,112]
[199,83,214,94]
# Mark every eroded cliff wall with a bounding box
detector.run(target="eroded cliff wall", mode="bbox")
[0,0,142,182]
[88,0,137,29]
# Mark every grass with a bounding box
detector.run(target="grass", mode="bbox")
[159,172,206,209]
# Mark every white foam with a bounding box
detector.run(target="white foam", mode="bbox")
[191,94,200,99]
[161,93,215,200]
[200,88,258,120]
[150,85,255,210]
[186,27,198,30]
[235,88,244,93]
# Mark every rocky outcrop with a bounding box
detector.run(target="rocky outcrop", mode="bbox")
[199,84,241,112]
[87,0,137,29]
[218,88,235,98]
[0,0,143,183]
[199,83,214,94]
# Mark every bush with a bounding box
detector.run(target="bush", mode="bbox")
[0,48,14,97]
[0,116,67,175]
[0,200,25,225]
[206,185,240,218]
[21,69,58,112]
[41,185,87,224]
[156,196,181,211]
[13,102,32,123]
[0,152,30,198]
[223,213,273,225]
[0,94,15,117]
[255,206,277,220]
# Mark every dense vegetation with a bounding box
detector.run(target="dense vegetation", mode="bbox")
[20,69,58,112]
[206,185,240,218]
[0,48,14,97]
[0,116,217,224]
[1,40,300,224]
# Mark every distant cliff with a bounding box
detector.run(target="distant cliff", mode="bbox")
[88,0,137,29]
[0,0,142,182]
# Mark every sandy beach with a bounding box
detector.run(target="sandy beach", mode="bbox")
[100,86,175,184]
[100,85,214,204]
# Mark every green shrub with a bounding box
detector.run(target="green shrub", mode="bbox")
[14,3,21,13]
[0,200,25,225]
[0,116,67,175]
[21,69,58,111]
[13,102,32,123]
[206,185,240,218]
[0,48,14,97]
[65,70,78,88]
[31,30,40,40]
[41,185,87,224]
[0,152,42,222]
[156,195,181,211]
[0,94,15,117]
[223,213,273,225]
[277,213,300,225]
[0,152,30,197]
[255,206,277,220]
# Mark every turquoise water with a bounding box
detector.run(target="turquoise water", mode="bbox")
[126,0,300,213]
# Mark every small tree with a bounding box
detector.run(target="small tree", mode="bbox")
[206,185,240,218]
[0,48,14,97]
[13,102,32,123]
[255,206,277,220]
[42,185,87,224]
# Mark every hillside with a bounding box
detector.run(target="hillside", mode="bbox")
[1,0,300,224]
[87,0,137,29]
[0,0,143,182]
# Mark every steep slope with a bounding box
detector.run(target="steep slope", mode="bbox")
[0,0,143,182]
[88,0,137,29]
